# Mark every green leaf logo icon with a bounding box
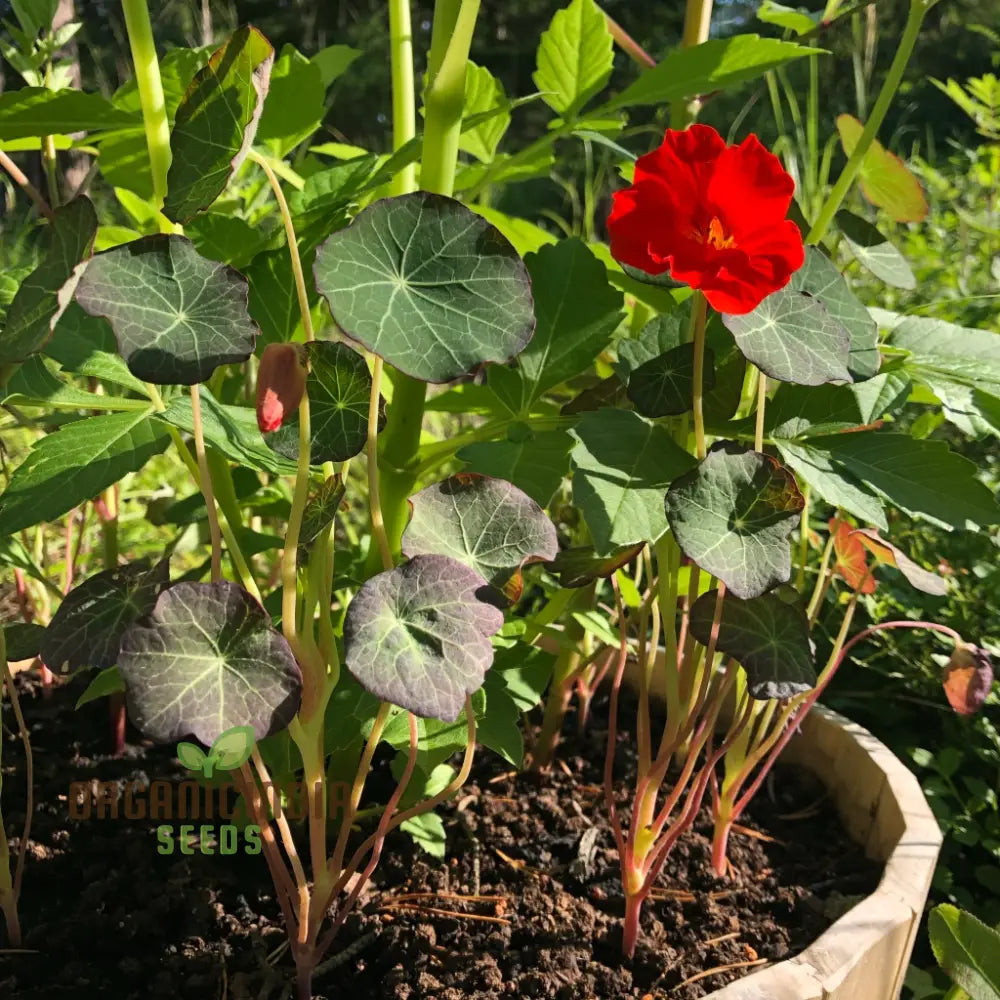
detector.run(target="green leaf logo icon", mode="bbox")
[177,725,255,778]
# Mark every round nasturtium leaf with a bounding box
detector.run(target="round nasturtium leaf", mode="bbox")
[75,235,258,385]
[343,554,504,722]
[117,581,301,745]
[626,343,715,418]
[402,474,558,592]
[313,191,536,383]
[665,442,804,600]
[689,587,816,699]
[40,559,170,673]
[721,284,853,387]
[263,340,382,463]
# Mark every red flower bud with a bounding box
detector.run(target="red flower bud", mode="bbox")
[942,644,994,716]
[256,343,307,433]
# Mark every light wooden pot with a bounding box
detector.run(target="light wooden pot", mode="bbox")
[705,704,941,1000]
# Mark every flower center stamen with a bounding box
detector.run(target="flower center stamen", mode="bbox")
[705,216,735,250]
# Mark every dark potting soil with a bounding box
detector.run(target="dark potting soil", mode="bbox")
[1,670,880,1000]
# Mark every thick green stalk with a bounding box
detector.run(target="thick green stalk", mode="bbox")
[670,0,714,128]
[121,0,171,218]
[807,0,928,244]
[388,0,417,196]
[374,0,481,567]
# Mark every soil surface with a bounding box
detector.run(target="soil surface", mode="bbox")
[1,669,880,1000]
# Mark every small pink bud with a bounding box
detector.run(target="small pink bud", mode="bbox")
[942,644,994,716]
[256,343,307,434]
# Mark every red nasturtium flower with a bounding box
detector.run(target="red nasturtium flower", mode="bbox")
[256,343,307,433]
[607,124,805,315]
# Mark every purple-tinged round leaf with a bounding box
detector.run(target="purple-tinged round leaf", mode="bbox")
[343,555,504,722]
[41,558,170,673]
[403,474,557,592]
[2,622,44,661]
[689,587,816,699]
[313,192,535,383]
[118,581,301,745]
[547,543,645,589]
[666,442,804,600]
[163,26,275,222]
[0,197,98,365]
[75,235,258,385]
[942,645,994,717]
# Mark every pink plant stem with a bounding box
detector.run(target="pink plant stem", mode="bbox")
[603,583,630,860]
[731,619,962,824]
[314,713,420,962]
[603,11,657,69]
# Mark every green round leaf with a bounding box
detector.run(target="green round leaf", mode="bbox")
[721,285,852,386]
[403,474,558,591]
[2,622,45,661]
[835,211,916,291]
[40,559,170,673]
[689,588,816,699]
[313,192,535,383]
[0,197,98,364]
[665,442,804,600]
[75,665,126,709]
[626,343,715,418]
[117,581,301,745]
[164,26,275,222]
[788,246,881,381]
[75,235,258,385]
[264,340,381,463]
[343,555,504,721]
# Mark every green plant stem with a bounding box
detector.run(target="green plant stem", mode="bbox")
[689,292,709,460]
[121,0,172,221]
[282,394,313,656]
[249,150,314,343]
[0,631,22,948]
[670,0,714,128]
[189,385,223,582]
[753,370,767,452]
[388,0,417,196]
[795,484,811,591]
[806,0,928,244]
[367,358,394,571]
[371,0,481,573]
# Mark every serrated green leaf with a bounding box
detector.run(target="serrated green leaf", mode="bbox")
[75,235,258,385]
[461,61,510,163]
[666,443,804,600]
[817,432,1000,530]
[41,559,170,673]
[43,303,148,395]
[159,387,296,476]
[756,1,821,35]
[722,285,852,386]
[263,340,380,464]
[1,356,148,411]
[458,425,574,508]
[570,408,696,554]
[403,474,558,591]
[343,555,504,721]
[0,197,98,364]
[75,665,125,709]
[256,43,325,156]
[610,35,820,110]
[163,26,274,221]
[0,411,169,535]
[789,246,880,380]
[118,581,301,744]
[488,238,623,414]
[401,811,447,857]
[533,0,614,117]
[314,192,535,383]
[835,211,916,290]
[0,87,137,139]
[775,440,888,530]
[689,587,815,699]
[929,904,1000,1000]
